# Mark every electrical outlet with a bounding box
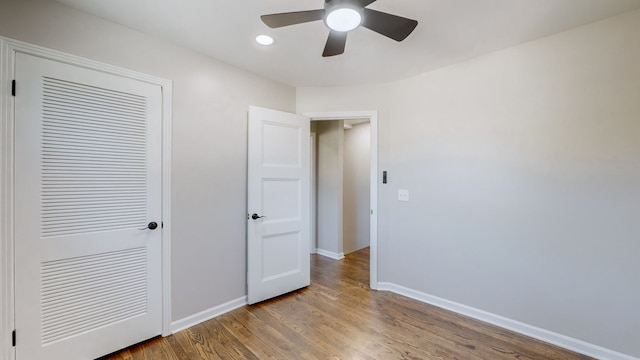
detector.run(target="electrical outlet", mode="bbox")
[398,189,409,202]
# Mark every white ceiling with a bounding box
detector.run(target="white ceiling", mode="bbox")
[55,0,640,87]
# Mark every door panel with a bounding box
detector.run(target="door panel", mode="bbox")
[247,106,310,304]
[14,53,162,360]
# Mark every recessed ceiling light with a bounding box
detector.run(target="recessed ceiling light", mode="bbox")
[255,34,275,46]
[325,8,362,32]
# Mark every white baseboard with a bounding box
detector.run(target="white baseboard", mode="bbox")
[315,249,345,260]
[377,282,638,360]
[170,296,247,334]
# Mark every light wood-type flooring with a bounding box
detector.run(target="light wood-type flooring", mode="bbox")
[102,248,593,359]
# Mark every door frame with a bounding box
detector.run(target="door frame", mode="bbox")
[0,37,173,360]
[310,132,317,254]
[305,111,378,290]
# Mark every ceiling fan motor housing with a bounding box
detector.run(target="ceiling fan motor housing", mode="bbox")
[324,0,364,14]
[325,0,362,7]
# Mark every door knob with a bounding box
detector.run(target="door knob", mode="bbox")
[250,214,266,220]
[139,221,158,230]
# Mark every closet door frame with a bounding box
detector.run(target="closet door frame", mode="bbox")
[0,37,174,360]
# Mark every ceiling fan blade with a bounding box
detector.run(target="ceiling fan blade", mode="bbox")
[359,0,377,6]
[323,30,348,57]
[261,9,325,28]
[362,8,418,41]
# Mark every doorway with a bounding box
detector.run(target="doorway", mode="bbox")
[306,111,378,289]
[343,119,371,255]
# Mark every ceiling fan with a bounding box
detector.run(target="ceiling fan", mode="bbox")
[260,0,418,57]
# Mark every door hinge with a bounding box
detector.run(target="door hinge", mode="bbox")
[11,80,16,97]
[12,329,16,347]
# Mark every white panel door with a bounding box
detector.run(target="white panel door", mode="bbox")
[14,53,162,360]
[247,106,310,304]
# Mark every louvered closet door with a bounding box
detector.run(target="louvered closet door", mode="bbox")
[14,53,163,360]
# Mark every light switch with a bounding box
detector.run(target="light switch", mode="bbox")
[398,189,409,202]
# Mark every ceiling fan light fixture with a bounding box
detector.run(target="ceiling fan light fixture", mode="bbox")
[325,8,362,32]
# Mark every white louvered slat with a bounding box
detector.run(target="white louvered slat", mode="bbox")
[41,77,147,238]
[40,248,147,345]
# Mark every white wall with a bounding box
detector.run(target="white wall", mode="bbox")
[298,9,640,358]
[314,121,344,256]
[343,122,370,254]
[0,0,295,322]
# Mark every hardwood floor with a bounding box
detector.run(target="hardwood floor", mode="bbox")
[102,248,593,359]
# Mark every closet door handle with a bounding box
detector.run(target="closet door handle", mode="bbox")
[250,214,266,220]
[139,221,158,230]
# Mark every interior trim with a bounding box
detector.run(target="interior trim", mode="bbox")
[378,282,639,360]
[315,249,346,260]
[171,296,247,334]
[0,37,16,360]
